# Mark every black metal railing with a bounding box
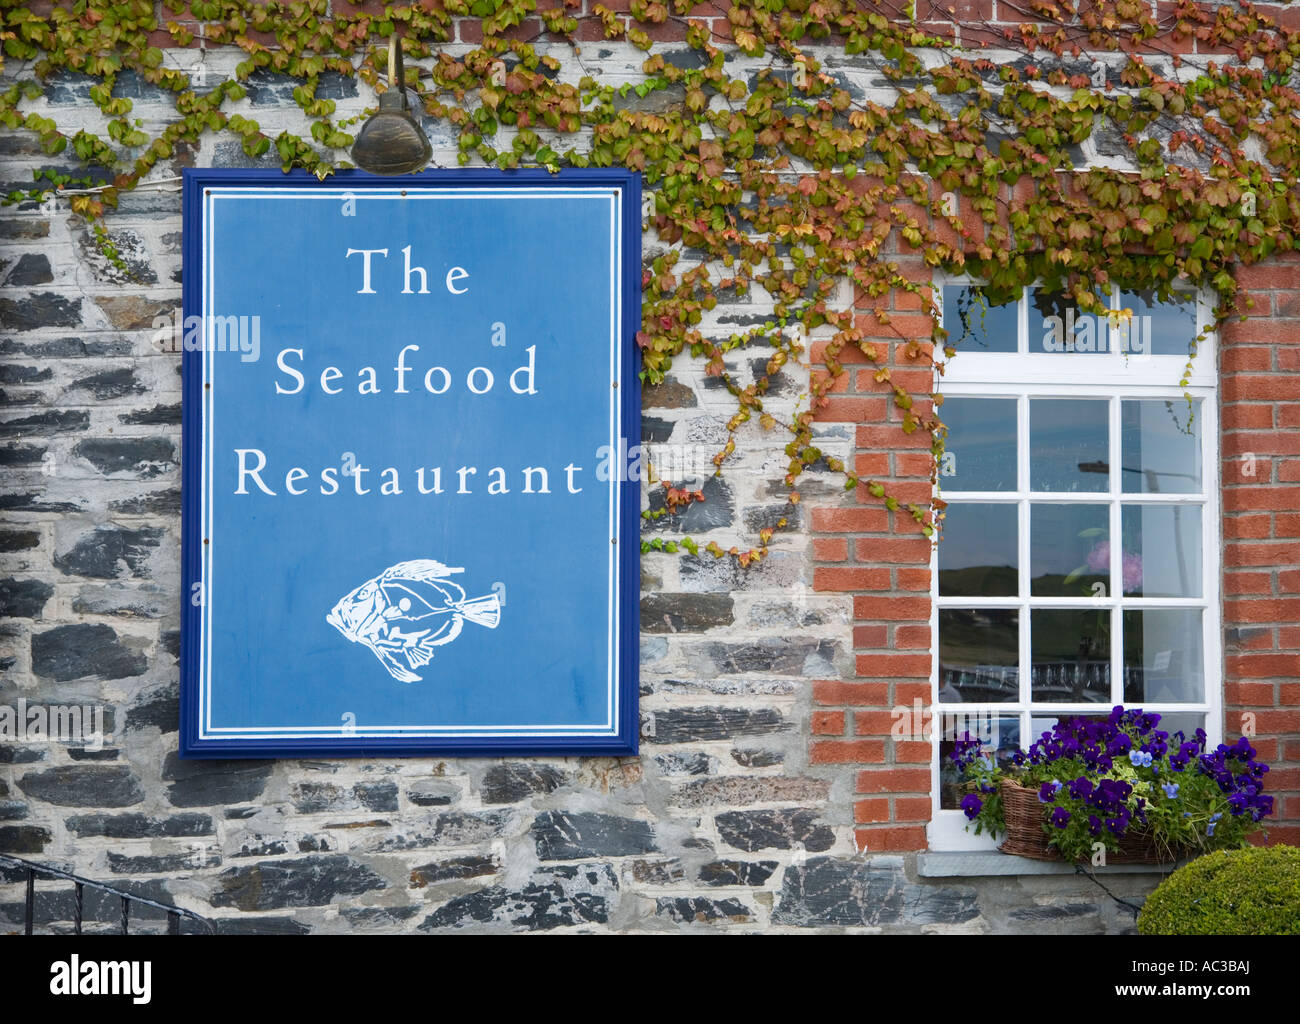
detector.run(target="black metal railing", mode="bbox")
[0,853,213,935]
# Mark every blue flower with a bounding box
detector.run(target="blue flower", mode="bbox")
[1128,750,1153,768]
[1207,811,1223,837]
[1161,782,1180,799]
[960,793,983,820]
[1050,807,1071,829]
[1038,780,1062,803]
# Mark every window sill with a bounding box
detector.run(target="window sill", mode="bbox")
[916,851,1183,878]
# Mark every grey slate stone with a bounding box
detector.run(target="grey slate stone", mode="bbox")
[773,857,980,928]
[640,593,735,632]
[119,403,181,426]
[652,752,716,776]
[31,623,147,680]
[715,809,835,853]
[74,435,176,478]
[655,896,752,923]
[0,577,53,618]
[355,781,399,812]
[644,706,787,744]
[0,292,80,329]
[108,488,182,515]
[364,810,513,851]
[0,363,53,384]
[480,762,567,804]
[420,863,617,932]
[18,766,144,808]
[72,583,170,619]
[0,825,51,853]
[108,850,220,874]
[0,493,83,513]
[410,855,500,886]
[67,366,147,400]
[698,859,779,887]
[1,442,47,465]
[0,410,89,436]
[125,687,178,732]
[532,811,657,860]
[0,801,28,821]
[700,637,839,675]
[65,812,214,839]
[674,776,828,808]
[645,475,734,532]
[0,529,40,552]
[161,752,273,807]
[210,916,313,935]
[4,253,53,286]
[54,525,164,579]
[731,748,784,768]
[211,854,387,910]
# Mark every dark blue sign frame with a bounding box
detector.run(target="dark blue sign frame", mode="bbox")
[180,168,641,757]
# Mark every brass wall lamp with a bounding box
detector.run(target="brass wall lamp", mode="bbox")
[351,35,433,176]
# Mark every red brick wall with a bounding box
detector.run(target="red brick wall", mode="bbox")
[1221,253,1300,847]
[811,246,940,854]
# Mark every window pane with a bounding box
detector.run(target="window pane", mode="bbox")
[1121,399,1202,493]
[1146,712,1205,742]
[939,397,1017,491]
[1030,398,1109,492]
[1030,288,1107,354]
[1120,504,1203,597]
[938,502,1018,596]
[943,284,1018,353]
[937,609,1018,704]
[1030,503,1109,596]
[938,713,1021,810]
[1123,609,1204,703]
[1120,289,1199,357]
[1030,609,1112,703]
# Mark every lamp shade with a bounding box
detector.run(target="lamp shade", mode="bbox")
[352,37,432,176]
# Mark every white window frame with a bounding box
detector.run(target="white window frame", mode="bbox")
[927,277,1222,851]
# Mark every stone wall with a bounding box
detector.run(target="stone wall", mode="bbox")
[0,32,1187,933]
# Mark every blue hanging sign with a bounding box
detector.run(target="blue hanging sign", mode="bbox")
[180,169,641,757]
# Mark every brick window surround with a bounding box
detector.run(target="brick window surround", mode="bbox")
[810,242,1300,853]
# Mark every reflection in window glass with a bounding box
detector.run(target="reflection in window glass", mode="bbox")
[943,285,1018,352]
[1120,289,1199,356]
[1030,399,1109,492]
[938,503,1018,597]
[1121,505,1203,597]
[1123,609,1204,704]
[1030,288,1106,354]
[1147,712,1206,743]
[1030,503,1109,596]
[1121,400,1202,493]
[937,609,1018,704]
[939,397,1017,491]
[1030,609,1112,703]
[937,713,1020,810]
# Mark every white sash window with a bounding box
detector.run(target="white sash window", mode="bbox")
[928,281,1221,850]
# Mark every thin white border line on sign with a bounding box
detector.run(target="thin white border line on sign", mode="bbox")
[203,725,617,733]
[198,186,622,740]
[203,189,215,736]
[610,192,619,731]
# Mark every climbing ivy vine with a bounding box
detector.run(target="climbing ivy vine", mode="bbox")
[3,0,1298,564]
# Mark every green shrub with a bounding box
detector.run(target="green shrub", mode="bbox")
[1138,845,1300,935]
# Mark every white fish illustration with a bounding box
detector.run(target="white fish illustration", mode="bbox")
[326,559,501,682]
